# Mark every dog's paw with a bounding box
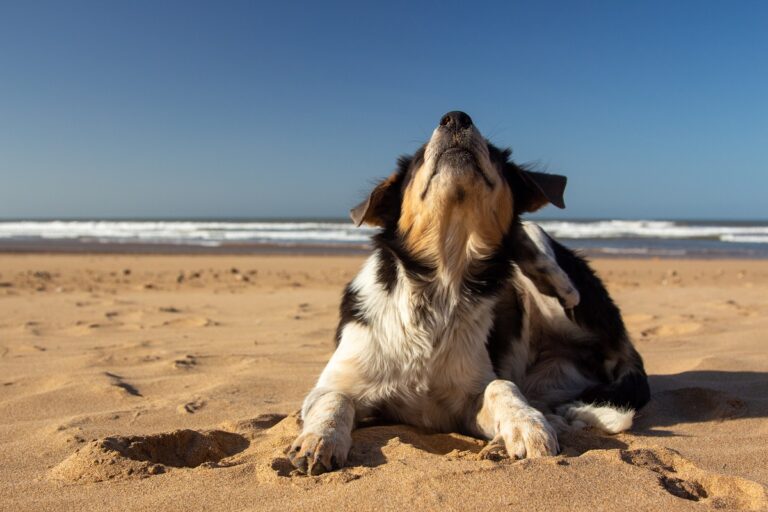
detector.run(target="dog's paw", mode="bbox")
[287,429,351,475]
[485,409,559,460]
[560,283,580,310]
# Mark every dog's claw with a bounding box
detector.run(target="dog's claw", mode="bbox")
[287,431,348,475]
[478,439,509,461]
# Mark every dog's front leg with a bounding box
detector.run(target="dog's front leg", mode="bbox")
[288,388,355,475]
[474,380,559,460]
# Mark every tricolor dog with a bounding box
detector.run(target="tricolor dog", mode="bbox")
[288,111,650,475]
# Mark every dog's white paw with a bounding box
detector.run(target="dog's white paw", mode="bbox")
[287,429,351,475]
[480,408,559,460]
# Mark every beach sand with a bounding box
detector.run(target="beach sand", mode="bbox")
[1,253,767,511]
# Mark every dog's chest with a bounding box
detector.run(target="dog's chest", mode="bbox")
[375,289,497,430]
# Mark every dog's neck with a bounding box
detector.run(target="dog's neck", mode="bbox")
[396,210,510,294]
[396,177,513,287]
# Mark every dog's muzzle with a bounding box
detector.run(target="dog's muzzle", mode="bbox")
[428,111,493,189]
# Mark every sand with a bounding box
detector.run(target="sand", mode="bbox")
[0,253,767,511]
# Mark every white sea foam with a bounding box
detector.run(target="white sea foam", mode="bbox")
[0,220,766,247]
[720,234,768,244]
[596,247,688,256]
[536,220,768,241]
[0,221,375,246]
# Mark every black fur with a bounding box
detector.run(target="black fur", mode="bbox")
[375,244,399,293]
[335,284,368,346]
[547,236,629,351]
[373,228,435,287]
[579,370,651,410]
[463,230,516,298]
[485,280,525,374]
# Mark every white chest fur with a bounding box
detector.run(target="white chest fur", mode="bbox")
[330,253,499,431]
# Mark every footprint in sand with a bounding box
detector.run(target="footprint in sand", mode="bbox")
[90,341,163,367]
[67,321,127,336]
[607,447,767,510]
[623,313,657,326]
[16,321,44,336]
[50,424,88,447]
[719,299,758,317]
[104,372,142,397]
[641,322,701,338]
[218,413,287,439]
[173,354,198,370]
[160,316,219,328]
[178,399,206,414]
[51,429,249,482]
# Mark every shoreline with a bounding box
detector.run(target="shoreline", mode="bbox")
[1,239,767,259]
[3,218,768,259]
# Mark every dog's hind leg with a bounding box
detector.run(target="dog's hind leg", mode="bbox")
[554,401,635,434]
[557,352,650,434]
[524,354,647,434]
[514,221,580,309]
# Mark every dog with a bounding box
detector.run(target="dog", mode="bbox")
[288,111,650,475]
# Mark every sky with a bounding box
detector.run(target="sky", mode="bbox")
[0,1,766,220]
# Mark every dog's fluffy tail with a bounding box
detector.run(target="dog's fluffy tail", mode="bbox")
[555,367,649,434]
[556,402,635,434]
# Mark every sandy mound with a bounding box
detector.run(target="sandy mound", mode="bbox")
[51,429,249,482]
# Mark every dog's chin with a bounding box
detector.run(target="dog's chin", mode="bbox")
[432,149,481,186]
[438,147,475,171]
[430,172,490,209]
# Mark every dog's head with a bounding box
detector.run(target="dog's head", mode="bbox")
[351,111,567,267]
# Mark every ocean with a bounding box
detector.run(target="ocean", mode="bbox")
[1,219,767,258]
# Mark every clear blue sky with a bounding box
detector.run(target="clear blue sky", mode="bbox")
[1,1,766,220]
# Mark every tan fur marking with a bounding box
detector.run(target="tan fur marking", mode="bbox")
[399,159,513,282]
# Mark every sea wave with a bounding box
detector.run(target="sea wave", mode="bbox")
[0,220,375,246]
[719,234,768,244]
[0,219,767,247]
[536,220,768,243]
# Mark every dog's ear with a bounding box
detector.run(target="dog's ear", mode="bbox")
[517,171,567,212]
[350,171,403,227]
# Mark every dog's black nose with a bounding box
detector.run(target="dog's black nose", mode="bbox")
[439,111,473,131]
